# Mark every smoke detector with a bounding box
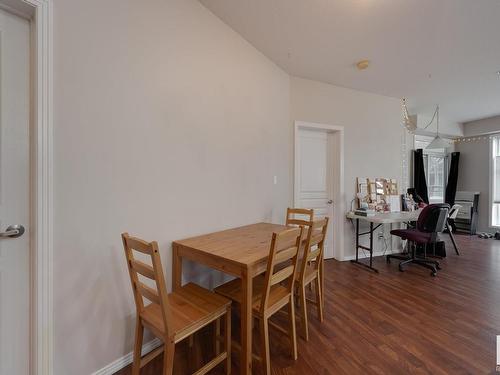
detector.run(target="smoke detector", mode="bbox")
[356,59,370,70]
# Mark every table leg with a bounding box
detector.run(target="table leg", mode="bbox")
[240,271,253,375]
[172,243,182,292]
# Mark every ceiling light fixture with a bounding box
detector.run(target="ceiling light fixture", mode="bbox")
[426,105,449,149]
[402,99,449,149]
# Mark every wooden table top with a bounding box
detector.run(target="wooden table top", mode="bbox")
[173,222,288,269]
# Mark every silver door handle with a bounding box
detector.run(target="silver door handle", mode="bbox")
[0,225,25,238]
[327,200,333,204]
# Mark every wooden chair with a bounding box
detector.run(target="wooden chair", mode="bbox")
[122,233,232,375]
[286,207,314,227]
[295,218,329,341]
[214,227,303,375]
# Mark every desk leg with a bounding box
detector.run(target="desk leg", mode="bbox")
[172,243,182,292]
[446,222,460,255]
[369,222,374,268]
[241,271,253,375]
[355,218,359,261]
[350,220,379,273]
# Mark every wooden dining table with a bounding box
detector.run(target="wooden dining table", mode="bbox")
[172,222,290,375]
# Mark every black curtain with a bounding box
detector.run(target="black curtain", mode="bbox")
[413,149,429,204]
[445,152,460,206]
[445,152,460,232]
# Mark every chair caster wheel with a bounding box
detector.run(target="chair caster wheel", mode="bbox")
[431,271,437,277]
[436,264,441,270]
[398,265,404,272]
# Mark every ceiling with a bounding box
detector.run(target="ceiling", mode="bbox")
[200,0,500,125]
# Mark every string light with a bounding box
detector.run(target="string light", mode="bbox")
[452,136,491,144]
[402,98,496,145]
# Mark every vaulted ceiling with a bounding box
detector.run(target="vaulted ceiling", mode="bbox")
[200,0,500,124]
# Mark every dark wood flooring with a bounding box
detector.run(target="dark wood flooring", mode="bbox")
[116,234,500,374]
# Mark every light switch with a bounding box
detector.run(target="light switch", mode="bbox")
[273,175,278,185]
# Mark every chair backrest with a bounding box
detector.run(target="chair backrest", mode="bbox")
[299,217,329,281]
[260,227,303,314]
[122,233,172,337]
[448,204,462,220]
[416,204,450,235]
[286,207,314,227]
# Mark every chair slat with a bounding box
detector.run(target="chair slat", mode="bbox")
[274,246,298,264]
[136,281,161,304]
[126,236,153,254]
[287,207,314,216]
[270,265,294,286]
[309,233,323,247]
[307,248,321,262]
[286,218,311,227]
[130,259,155,280]
[275,227,303,247]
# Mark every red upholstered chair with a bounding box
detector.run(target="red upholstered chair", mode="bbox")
[387,204,450,277]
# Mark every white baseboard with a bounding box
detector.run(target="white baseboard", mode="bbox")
[342,248,402,261]
[92,338,163,375]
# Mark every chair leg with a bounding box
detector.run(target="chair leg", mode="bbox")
[260,317,271,375]
[288,297,298,361]
[299,285,309,341]
[163,340,175,375]
[132,317,144,375]
[320,259,325,304]
[315,276,324,322]
[224,307,231,375]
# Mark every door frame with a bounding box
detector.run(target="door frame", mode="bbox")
[294,121,345,260]
[0,0,53,374]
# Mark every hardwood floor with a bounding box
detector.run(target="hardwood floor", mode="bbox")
[115,234,500,374]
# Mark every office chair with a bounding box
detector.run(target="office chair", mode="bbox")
[387,204,450,277]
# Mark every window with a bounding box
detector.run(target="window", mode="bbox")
[490,136,500,227]
[426,155,445,202]
[414,135,448,203]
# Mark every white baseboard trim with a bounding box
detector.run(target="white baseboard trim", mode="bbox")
[342,248,402,261]
[92,338,163,375]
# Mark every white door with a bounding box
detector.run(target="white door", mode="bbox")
[295,128,335,258]
[0,8,30,375]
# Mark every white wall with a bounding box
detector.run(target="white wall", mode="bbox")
[463,115,500,136]
[414,114,464,137]
[456,116,500,232]
[290,77,403,259]
[455,140,490,232]
[52,1,409,372]
[53,0,290,373]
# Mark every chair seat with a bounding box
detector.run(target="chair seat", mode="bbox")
[214,275,290,316]
[141,282,231,343]
[390,228,432,244]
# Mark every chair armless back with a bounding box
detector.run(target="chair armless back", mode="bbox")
[299,217,329,282]
[260,227,303,315]
[286,207,314,227]
[416,204,450,242]
[122,233,173,338]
